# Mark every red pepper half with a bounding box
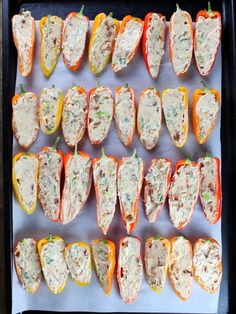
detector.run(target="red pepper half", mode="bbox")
[194,2,222,76]
[62,6,89,71]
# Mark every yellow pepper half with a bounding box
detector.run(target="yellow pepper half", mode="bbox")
[38,235,68,294]
[88,13,120,75]
[40,16,63,77]
[65,241,92,286]
[12,152,38,214]
[39,85,64,135]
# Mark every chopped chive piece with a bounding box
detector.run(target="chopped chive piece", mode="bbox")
[108,12,113,17]
[202,192,210,202]
[124,83,129,88]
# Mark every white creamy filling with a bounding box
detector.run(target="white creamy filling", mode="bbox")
[138,89,162,150]
[146,14,166,79]
[40,87,62,133]
[88,87,113,143]
[169,237,193,299]
[41,239,68,293]
[199,158,218,223]
[144,159,171,223]
[93,157,117,233]
[169,164,199,228]
[114,87,135,146]
[196,92,219,140]
[112,19,143,71]
[118,156,143,229]
[42,16,63,70]
[195,16,221,75]
[65,243,91,284]
[12,11,34,75]
[13,93,39,148]
[162,89,188,146]
[193,240,222,292]
[61,154,91,224]
[92,240,110,292]
[62,89,87,146]
[171,10,192,75]
[14,155,38,210]
[119,237,142,302]
[145,238,169,290]
[14,238,41,293]
[62,15,88,67]
[38,148,62,221]
[89,16,117,73]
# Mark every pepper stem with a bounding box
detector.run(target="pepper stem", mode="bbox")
[51,84,55,88]
[52,137,60,150]
[74,143,78,156]
[72,82,77,91]
[176,3,180,11]
[124,83,129,88]
[101,148,106,158]
[96,80,101,89]
[205,151,211,158]
[152,84,158,91]
[20,84,26,95]
[201,80,210,92]
[186,153,193,163]
[48,233,53,242]
[108,12,113,17]
[132,149,138,159]
[78,4,85,16]
[207,2,212,15]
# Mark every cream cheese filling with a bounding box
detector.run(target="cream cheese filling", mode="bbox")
[138,89,162,150]
[93,157,117,233]
[114,87,135,146]
[112,19,143,71]
[12,11,34,75]
[14,155,38,210]
[13,92,39,148]
[195,16,221,75]
[168,163,199,228]
[88,87,113,143]
[62,88,87,146]
[62,15,88,67]
[146,14,166,79]
[61,153,91,224]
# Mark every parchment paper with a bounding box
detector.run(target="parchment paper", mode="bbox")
[12,21,221,314]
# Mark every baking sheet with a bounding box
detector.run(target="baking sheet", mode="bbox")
[12,21,221,314]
